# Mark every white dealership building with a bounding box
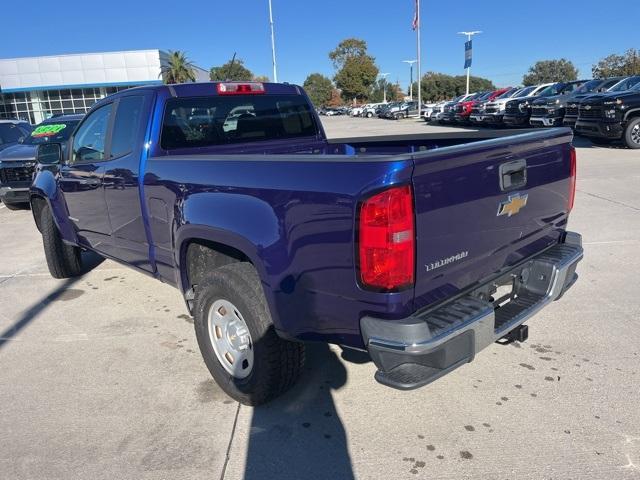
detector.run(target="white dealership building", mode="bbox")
[0,49,209,124]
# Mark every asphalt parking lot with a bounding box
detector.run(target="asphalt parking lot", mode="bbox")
[1,116,639,480]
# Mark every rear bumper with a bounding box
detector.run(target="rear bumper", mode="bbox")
[361,232,583,390]
[575,119,624,139]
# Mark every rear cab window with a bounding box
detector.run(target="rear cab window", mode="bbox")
[160,94,319,151]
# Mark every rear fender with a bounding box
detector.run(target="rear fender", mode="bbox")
[174,193,280,327]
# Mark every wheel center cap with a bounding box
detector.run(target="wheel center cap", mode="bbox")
[227,320,250,350]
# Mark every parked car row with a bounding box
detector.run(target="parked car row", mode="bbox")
[319,101,434,120]
[426,75,640,149]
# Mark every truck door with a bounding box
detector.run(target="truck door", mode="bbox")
[59,103,113,250]
[101,93,155,273]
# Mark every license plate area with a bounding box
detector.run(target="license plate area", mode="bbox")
[470,258,555,334]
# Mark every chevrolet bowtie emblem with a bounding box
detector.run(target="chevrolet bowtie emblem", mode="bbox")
[497,193,528,217]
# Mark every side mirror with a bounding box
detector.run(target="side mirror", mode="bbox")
[37,143,62,165]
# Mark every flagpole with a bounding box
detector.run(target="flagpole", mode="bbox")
[416,0,422,118]
[268,0,278,82]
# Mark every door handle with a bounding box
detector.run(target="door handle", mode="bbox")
[499,159,527,191]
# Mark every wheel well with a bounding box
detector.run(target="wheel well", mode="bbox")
[30,196,47,233]
[626,109,640,121]
[184,239,250,291]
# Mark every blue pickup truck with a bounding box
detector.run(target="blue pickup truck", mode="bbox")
[30,81,583,405]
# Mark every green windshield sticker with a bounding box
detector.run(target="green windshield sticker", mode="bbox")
[31,124,67,138]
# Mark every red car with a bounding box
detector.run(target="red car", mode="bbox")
[455,88,512,124]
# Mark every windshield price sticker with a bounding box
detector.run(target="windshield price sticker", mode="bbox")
[31,124,67,138]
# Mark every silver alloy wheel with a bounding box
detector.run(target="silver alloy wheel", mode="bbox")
[632,124,640,145]
[208,299,254,379]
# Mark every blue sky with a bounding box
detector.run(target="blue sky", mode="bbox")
[5,0,638,88]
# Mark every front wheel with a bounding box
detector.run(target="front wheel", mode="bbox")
[194,262,305,406]
[366,112,373,118]
[623,118,640,149]
[41,207,83,279]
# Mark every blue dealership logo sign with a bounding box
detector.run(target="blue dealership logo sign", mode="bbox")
[464,40,473,68]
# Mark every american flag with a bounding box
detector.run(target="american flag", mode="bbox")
[412,0,419,30]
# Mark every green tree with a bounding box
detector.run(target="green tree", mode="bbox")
[522,59,578,86]
[329,38,379,102]
[592,49,640,78]
[457,75,496,94]
[303,73,333,107]
[368,78,399,103]
[160,50,196,84]
[253,75,270,82]
[329,38,368,69]
[210,58,254,81]
[413,72,496,101]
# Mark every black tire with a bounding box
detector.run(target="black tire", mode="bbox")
[366,112,373,118]
[194,262,305,406]
[3,202,30,211]
[41,207,83,279]
[623,118,640,149]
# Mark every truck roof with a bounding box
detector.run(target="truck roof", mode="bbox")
[108,81,303,99]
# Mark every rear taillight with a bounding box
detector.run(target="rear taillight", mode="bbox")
[358,185,415,291]
[568,145,577,212]
[217,82,265,95]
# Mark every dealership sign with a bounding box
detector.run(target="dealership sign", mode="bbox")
[464,40,473,68]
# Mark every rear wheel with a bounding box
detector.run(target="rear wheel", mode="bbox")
[366,112,373,118]
[41,207,83,279]
[623,118,640,149]
[193,262,305,405]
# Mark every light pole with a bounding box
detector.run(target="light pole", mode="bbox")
[403,60,417,101]
[457,31,481,95]
[379,73,390,103]
[268,0,278,82]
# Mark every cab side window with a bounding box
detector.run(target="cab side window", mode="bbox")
[72,104,112,163]
[110,96,144,158]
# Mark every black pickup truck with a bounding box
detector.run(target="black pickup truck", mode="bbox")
[0,115,82,210]
[575,78,640,148]
[562,77,624,128]
[529,80,588,127]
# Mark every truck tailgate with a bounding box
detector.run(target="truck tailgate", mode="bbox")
[411,129,574,311]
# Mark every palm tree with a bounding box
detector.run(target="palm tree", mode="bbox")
[160,50,196,84]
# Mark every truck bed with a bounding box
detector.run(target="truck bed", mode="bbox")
[142,128,574,348]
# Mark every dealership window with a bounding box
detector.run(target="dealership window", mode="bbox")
[0,84,140,124]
